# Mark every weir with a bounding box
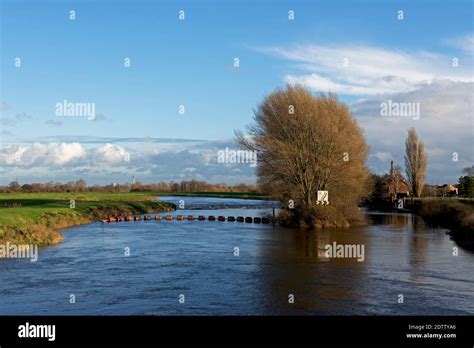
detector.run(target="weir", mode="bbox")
[101,215,271,224]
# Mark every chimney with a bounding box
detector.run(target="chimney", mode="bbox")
[390,161,394,176]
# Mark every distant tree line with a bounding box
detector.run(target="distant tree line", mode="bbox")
[0,179,260,194]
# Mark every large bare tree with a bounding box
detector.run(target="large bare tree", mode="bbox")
[236,84,370,227]
[404,128,428,197]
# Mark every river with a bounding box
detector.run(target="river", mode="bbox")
[0,196,472,315]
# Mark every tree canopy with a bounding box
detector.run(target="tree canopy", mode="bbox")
[237,84,370,227]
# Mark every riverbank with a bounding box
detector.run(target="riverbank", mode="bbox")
[0,192,175,246]
[412,199,474,250]
[367,198,474,250]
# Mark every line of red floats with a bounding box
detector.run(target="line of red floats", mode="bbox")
[101,215,271,224]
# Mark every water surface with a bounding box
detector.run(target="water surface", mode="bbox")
[0,197,472,315]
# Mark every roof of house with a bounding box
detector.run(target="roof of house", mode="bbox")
[381,175,411,193]
[444,184,458,191]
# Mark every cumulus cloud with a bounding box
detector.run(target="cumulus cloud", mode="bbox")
[255,39,473,183]
[0,142,86,166]
[0,139,257,184]
[351,80,473,182]
[259,44,472,95]
[47,143,87,165]
[0,146,28,165]
[2,84,470,185]
[93,143,129,164]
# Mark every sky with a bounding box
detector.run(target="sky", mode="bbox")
[1,0,473,185]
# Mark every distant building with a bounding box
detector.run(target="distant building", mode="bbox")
[441,184,458,196]
[380,161,411,201]
[382,176,411,200]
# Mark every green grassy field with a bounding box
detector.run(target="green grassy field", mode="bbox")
[0,191,265,201]
[0,191,158,202]
[0,192,175,245]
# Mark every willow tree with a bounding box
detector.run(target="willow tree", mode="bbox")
[404,128,428,197]
[236,85,370,228]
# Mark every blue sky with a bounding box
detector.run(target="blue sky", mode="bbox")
[1,0,473,184]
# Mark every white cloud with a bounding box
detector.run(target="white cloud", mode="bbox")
[352,80,473,183]
[0,140,257,185]
[373,152,393,162]
[260,44,473,96]
[256,40,473,182]
[47,143,86,165]
[0,142,87,166]
[445,33,474,55]
[0,146,28,164]
[94,143,129,164]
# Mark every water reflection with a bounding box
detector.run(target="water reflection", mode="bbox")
[254,226,369,314]
[369,211,413,229]
[409,215,430,270]
[0,200,472,315]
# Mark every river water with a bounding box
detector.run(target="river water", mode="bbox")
[0,196,472,315]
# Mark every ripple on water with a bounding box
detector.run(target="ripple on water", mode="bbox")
[0,201,473,315]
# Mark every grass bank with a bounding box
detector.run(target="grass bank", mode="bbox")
[406,198,474,250]
[0,192,175,246]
